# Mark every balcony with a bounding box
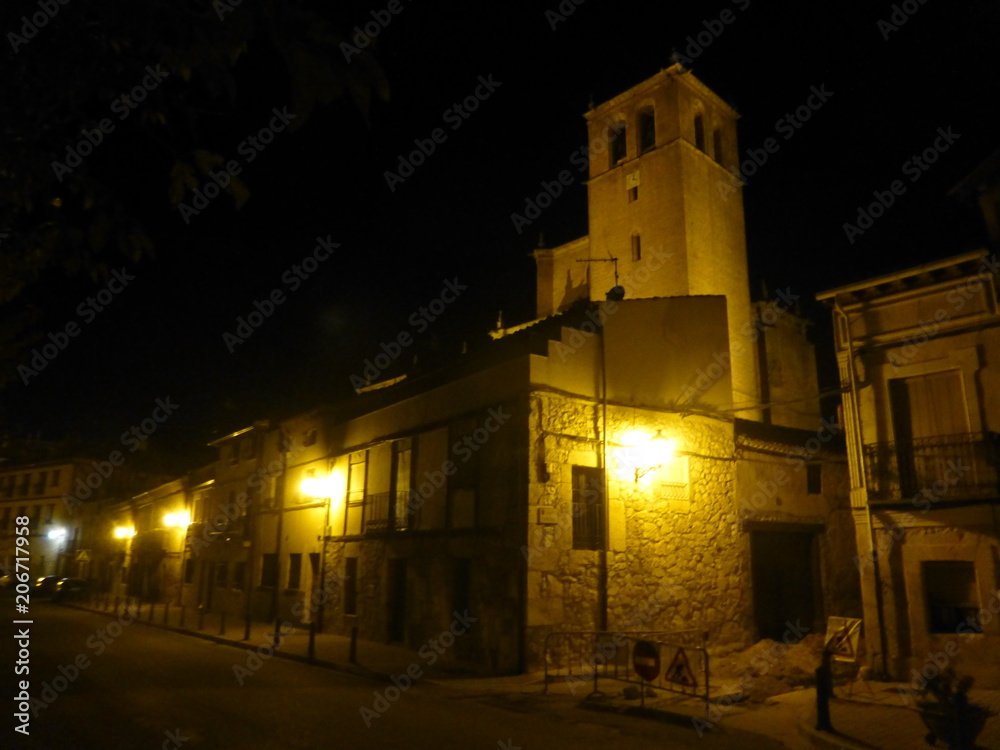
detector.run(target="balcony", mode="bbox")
[864,432,1000,503]
[363,491,409,533]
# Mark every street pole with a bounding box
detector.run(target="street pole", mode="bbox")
[244,420,270,641]
[271,431,290,625]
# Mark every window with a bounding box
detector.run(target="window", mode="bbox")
[391,439,413,531]
[345,451,368,535]
[215,562,228,588]
[712,129,724,163]
[261,553,279,588]
[51,470,61,487]
[572,466,605,550]
[303,429,318,447]
[287,553,302,590]
[227,445,238,466]
[18,475,29,496]
[184,559,195,584]
[45,504,54,523]
[34,472,46,494]
[609,122,626,167]
[239,436,256,462]
[0,507,10,530]
[344,557,358,615]
[638,107,655,152]
[924,561,980,633]
[232,561,246,590]
[806,464,822,495]
[694,113,706,152]
[631,233,642,262]
[628,186,639,202]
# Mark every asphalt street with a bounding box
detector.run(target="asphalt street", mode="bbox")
[1,602,786,750]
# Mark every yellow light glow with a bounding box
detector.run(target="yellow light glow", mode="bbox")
[613,429,677,483]
[114,526,135,539]
[163,511,191,528]
[300,474,338,499]
[47,527,67,541]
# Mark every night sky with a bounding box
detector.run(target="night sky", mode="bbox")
[3,0,999,471]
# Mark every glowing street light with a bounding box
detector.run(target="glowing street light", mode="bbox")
[615,429,677,482]
[114,526,136,539]
[300,474,338,499]
[163,511,191,528]
[47,527,67,542]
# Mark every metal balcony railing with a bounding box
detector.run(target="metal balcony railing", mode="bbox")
[363,492,408,533]
[863,432,1000,503]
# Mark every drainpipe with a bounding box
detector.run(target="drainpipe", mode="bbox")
[833,301,889,678]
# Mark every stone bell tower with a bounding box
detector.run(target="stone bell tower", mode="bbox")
[534,64,759,412]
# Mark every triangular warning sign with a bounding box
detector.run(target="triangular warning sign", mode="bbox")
[665,647,698,688]
[828,626,855,659]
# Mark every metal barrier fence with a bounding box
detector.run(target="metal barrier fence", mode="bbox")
[543,629,710,715]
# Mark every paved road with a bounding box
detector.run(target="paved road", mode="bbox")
[1,602,786,750]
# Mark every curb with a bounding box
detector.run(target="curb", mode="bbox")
[63,602,392,683]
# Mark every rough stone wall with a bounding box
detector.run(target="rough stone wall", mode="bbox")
[524,390,747,667]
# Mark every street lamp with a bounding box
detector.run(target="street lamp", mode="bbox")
[160,510,192,606]
[615,429,677,482]
[47,527,67,542]
[299,468,341,632]
[163,511,191,528]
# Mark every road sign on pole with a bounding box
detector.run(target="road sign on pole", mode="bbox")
[665,646,698,688]
[825,616,862,663]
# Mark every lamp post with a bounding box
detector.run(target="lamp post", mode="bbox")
[113,525,135,598]
[47,527,67,577]
[163,511,191,606]
[300,468,336,632]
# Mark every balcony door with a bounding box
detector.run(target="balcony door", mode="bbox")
[889,370,968,495]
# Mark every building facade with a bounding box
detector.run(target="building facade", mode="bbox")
[818,250,1000,687]
[31,66,863,676]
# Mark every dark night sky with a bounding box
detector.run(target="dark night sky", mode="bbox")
[3,0,1000,470]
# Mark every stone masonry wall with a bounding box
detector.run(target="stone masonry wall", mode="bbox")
[524,390,747,668]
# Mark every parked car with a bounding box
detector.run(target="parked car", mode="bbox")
[53,578,89,602]
[0,573,15,590]
[34,575,63,596]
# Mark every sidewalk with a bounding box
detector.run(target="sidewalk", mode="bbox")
[67,595,518,682]
[66,597,1000,749]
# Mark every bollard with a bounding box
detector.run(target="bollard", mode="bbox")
[219,611,226,637]
[349,626,358,664]
[148,601,154,622]
[273,618,281,649]
[308,620,316,661]
[179,604,186,629]
[197,606,205,631]
[136,599,142,620]
[113,596,120,615]
[163,601,170,625]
